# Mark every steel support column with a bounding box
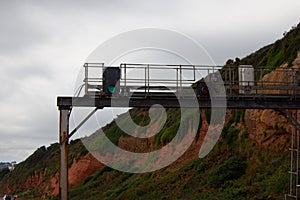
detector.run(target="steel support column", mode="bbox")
[59,108,71,200]
[284,110,300,200]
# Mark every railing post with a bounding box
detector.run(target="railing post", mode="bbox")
[229,67,232,95]
[59,107,71,200]
[147,64,150,94]
[84,63,88,95]
[179,65,182,97]
[176,68,179,92]
[124,64,127,95]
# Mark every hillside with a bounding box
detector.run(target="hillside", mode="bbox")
[225,23,300,68]
[0,23,299,199]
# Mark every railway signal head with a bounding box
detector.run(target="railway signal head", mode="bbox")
[102,67,121,95]
[196,81,209,96]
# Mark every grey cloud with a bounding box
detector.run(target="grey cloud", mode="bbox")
[9,63,55,80]
[0,4,49,56]
[0,135,55,162]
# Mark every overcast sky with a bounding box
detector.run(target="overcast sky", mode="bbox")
[0,0,299,162]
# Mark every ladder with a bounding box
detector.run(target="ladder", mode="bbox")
[286,110,300,200]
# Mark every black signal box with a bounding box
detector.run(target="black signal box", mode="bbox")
[196,81,209,96]
[102,67,121,95]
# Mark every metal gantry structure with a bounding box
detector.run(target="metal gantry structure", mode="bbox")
[57,63,300,200]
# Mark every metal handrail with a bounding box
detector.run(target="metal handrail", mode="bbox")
[81,63,300,97]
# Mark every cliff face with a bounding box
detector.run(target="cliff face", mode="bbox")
[0,149,104,197]
[244,51,300,151]
[1,168,51,196]
[245,109,290,151]
[68,153,104,188]
[47,153,104,196]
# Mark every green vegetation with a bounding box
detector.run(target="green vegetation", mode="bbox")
[232,109,245,124]
[0,168,10,180]
[153,108,181,147]
[207,156,247,188]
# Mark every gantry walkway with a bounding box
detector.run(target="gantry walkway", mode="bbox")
[59,63,300,109]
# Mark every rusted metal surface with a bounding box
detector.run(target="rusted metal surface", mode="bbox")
[59,109,70,200]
